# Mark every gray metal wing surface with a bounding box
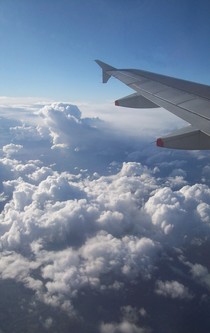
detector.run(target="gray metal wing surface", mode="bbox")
[95,60,210,149]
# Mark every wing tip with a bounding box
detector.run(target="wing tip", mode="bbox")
[96,60,115,83]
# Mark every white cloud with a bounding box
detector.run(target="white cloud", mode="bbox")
[39,102,94,149]
[0,152,209,313]
[2,143,23,157]
[10,124,48,141]
[0,158,157,312]
[144,187,185,234]
[99,321,149,333]
[0,101,210,331]
[144,183,210,241]
[190,263,210,289]
[155,280,193,299]
[79,102,186,139]
[196,203,210,225]
[0,252,42,291]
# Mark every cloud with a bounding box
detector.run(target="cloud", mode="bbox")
[0,161,160,311]
[155,280,193,299]
[0,154,209,317]
[144,183,210,242]
[99,305,150,333]
[190,263,210,289]
[10,124,48,142]
[0,101,210,332]
[2,143,23,157]
[99,321,150,333]
[38,102,101,149]
[79,102,186,139]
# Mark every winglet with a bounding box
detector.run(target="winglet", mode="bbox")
[95,60,116,83]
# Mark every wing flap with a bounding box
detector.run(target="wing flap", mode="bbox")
[157,126,210,150]
[115,93,159,108]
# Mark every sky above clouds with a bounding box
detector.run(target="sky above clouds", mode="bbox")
[0,1,210,332]
[0,0,210,101]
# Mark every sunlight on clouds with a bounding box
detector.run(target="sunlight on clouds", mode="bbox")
[0,101,209,332]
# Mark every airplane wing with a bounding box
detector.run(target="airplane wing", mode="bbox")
[95,60,210,149]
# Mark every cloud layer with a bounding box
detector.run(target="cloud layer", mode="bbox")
[0,102,210,332]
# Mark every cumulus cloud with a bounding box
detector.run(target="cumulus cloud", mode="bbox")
[144,183,210,242]
[0,102,210,332]
[0,155,209,318]
[2,143,23,157]
[190,264,210,289]
[10,124,48,142]
[38,102,102,149]
[155,280,193,299]
[99,321,150,333]
[100,305,151,333]
[0,161,160,312]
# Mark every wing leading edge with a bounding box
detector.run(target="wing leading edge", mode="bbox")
[95,60,210,150]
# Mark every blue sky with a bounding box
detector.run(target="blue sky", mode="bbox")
[0,0,210,102]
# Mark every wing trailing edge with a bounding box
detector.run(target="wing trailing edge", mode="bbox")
[115,93,159,108]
